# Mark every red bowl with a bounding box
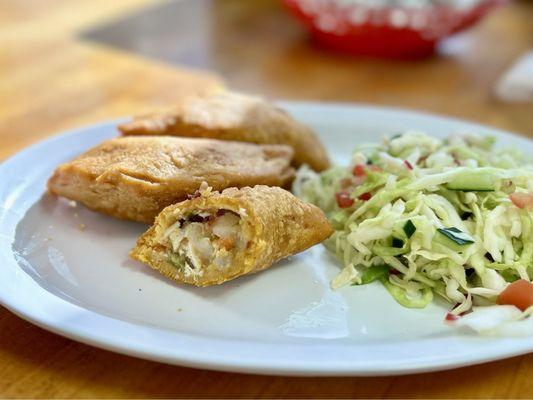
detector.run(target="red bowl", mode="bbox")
[283,0,508,59]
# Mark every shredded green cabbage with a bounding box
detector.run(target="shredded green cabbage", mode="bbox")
[294,131,533,310]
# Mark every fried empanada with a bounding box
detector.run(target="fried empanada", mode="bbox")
[47,137,294,223]
[118,91,331,172]
[130,185,333,286]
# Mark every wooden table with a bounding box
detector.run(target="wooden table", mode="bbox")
[1,0,532,397]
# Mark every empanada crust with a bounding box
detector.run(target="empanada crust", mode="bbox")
[118,91,331,172]
[130,185,333,286]
[47,136,295,223]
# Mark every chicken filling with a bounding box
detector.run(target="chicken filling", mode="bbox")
[165,210,248,276]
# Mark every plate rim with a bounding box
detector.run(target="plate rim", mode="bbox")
[1,101,532,376]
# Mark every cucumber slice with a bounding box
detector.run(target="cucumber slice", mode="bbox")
[437,227,475,245]
[392,237,404,248]
[435,227,475,252]
[446,170,497,191]
[403,220,416,238]
[380,278,433,308]
[357,264,390,285]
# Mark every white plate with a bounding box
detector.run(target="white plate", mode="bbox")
[0,103,532,376]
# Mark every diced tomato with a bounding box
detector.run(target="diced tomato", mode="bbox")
[497,279,533,311]
[510,193,533,211]
[445,312,459,322]
[335,191,354,208]
[389,268,400,275]
[352,164,366,177]
[404,160,413,170]
[445,306,468,322]
[359,192,372,201]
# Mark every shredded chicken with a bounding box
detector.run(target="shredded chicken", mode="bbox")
[167,210,247,276]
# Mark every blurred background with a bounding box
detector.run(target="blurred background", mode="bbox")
[1,0,532,160]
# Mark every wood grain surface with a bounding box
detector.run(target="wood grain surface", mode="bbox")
[0,0,532,398]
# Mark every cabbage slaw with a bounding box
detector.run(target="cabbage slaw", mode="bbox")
[294,131,533,334]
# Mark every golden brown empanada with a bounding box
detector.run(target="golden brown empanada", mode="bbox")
[118,91,331,172]
[130,185,333,286]
[47,137,294,223]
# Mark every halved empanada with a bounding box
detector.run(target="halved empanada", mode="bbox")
[130,185,333,286]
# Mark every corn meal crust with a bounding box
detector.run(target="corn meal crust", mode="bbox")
[47,136,295,223]
[118,91,330,172]
[130,185,334,286]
